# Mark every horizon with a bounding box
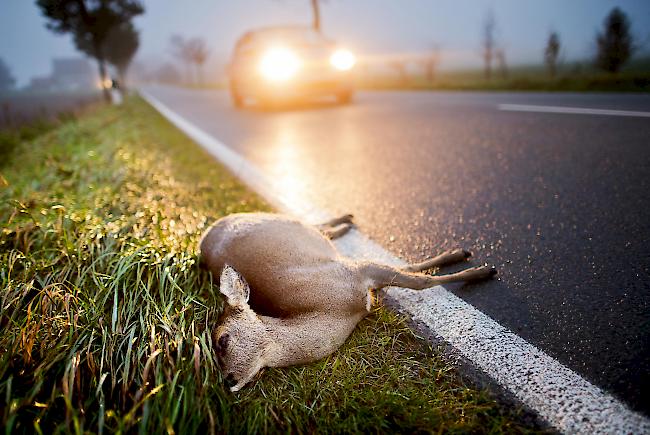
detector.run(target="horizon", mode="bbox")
[2,0,650,87]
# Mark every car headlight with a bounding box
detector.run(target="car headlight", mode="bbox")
[259,47,301,81]
[330,49,356,71]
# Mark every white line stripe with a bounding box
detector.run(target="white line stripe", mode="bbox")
[141,89,650,434]
[499,103,650,118]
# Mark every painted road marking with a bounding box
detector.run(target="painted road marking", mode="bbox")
[141,89,650,434]
[499,103,650,118]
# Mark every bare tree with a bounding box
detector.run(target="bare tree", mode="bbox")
[421,44,441,84]
[389,59,409,85]
[495,48,508,80]
[187,38,210,85]
[275,0,323,32]
[311,0,321,32]
[544,31,560,78]
[0,58,16,91]
[169,35,193,84]
[154,62,181,84]
[482,9,496,80]
[169,36,210,85]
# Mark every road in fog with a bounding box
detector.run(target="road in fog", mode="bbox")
[144,85,650,415]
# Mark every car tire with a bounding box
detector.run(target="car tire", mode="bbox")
[337,90,353,104]
[230,84,244,108]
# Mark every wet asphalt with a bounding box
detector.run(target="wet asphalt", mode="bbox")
[143,86,650,415]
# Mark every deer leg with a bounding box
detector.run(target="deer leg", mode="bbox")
[432,265,497,284]
[322,223,353,240]
[364,263,496,290]
[402,249,472,272]
[316,214,354,230]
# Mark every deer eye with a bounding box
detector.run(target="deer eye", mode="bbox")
[216,334,230,355]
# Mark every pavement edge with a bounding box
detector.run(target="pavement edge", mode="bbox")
[139,88,650,434]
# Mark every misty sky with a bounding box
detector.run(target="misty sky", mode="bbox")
[2,0,649,86]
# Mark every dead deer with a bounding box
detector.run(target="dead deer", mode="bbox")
[200,212,496,391]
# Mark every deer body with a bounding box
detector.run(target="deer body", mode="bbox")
[200,213,371,317]
[200,212,495,391]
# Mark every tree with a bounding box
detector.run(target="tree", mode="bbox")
[36,0,144,101]
[311,0,321,32]
[482,9,496,80]
[104,21,139,89]
[495,48,508,80]
[421,45,441,84]
[169,35,193,84]
[389,59,408,85]
[186,37,210,85]
[169,36,210,85]
[544,32,560,78]
[153,63,181,84]
[275,0,323,32]
[0,58,16,91]
[595,7,634,73]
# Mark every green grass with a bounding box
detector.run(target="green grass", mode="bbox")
[0,97,537,433]
[0,118,64,167]
[359,71,650,92]
[359,58,650,92]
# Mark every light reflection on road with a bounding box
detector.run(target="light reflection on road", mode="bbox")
[242,104,370,219]
[265,120,308,213]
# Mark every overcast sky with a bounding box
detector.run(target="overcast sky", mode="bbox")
[2,0,649,86]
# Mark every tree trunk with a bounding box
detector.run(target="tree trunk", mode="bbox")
[484,50,492,80]
[118,66,128,93]
[77,0,110,102]
[97,57,111,103]
[311,0,321,32]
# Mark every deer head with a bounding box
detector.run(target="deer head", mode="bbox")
[214,265,271,392]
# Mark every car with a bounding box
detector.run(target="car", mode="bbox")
[228,26,356,107]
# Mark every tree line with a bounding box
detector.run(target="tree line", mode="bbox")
[0,3,642,93]
[35,0,144,102]
[487,6,635,81]
[394,6,639,85]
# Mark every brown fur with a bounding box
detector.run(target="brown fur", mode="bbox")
[200,212,495,391]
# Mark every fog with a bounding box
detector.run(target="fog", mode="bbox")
[2,0,649,87]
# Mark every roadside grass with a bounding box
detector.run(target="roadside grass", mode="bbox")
[1,97,535,433]
[0,117,65,168]
[359,71,650,92]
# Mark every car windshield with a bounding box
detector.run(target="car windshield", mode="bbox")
[236,27,332,52]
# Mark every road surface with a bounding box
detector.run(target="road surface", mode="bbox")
[143,85,650,416]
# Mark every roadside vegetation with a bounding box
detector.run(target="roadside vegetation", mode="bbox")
[361,7,648,93]
[0,119,58,167]
[358,61,650,93]
[1,97,536,433]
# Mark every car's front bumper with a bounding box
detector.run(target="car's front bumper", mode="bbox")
[232,68,354,101]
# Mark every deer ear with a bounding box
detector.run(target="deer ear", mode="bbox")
[219,265,250,307]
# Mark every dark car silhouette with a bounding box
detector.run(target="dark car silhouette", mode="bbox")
[228,26,356,107]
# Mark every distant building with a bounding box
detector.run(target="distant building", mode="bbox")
[51,58,96,90]
[28,76,55,91]
[27,57,97,91]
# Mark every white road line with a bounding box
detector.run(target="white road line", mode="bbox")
[499,103,650,118]
[141,89,650,434]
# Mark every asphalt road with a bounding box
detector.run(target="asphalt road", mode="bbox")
[143,85,650,415]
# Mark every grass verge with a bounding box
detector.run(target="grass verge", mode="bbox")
[1,97,536,433]
[359,72,650,92]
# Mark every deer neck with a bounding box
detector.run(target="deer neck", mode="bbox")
[260,312,361,368]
